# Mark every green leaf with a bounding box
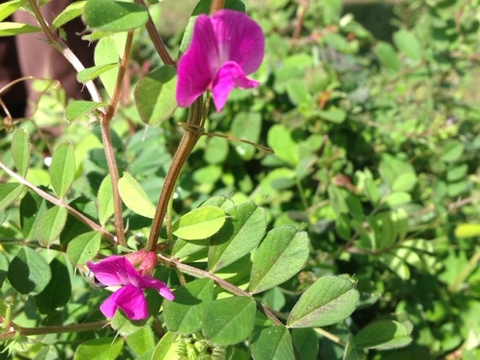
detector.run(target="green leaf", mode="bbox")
[52,1,86,29]
[384,191,411,207]
[163,278,214,333]
[77,63,118,83]
[11,128,30,177]
[287,276,359,328]
[0,183,24,211]
[65,100,108,121]
[454,223,480,238]
[208,202,267,272]
[7,247,52,294]
[66,231,101,267]
[267,124,300,166]
[392,172,417,192]
[97,174,114,226]
[118,172,156,218]
[152,332,178,360]
[0,0,26,22]
[74,337,124,360]
[172,206,226,240]
[126,326,155,356]
[352,319,413,350]
[251,326,295,360]
[318,107,347,124]
[83,0,148,32]
[0,252,9,288]
[94,36,120,98]
[440,141,464,163]
[36,206,68,247]
[291,328,319,360]
[0,22,41,36]
[20,191,48,240]
[134,66,178,124]
[375,42,401,73]
[250,226,309,294]
[231,112,262,160]
[50,142,75,198]
[34,258,71,314]
[202,296,256,346]
[393,29,421,62]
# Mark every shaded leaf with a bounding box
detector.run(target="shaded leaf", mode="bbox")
[50,142,75,198]
[251,326,295,360]
[352,319,413,350]
[7,247,51,294]
[66,231,101,267]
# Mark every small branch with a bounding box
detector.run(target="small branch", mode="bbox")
[26,0,103,105]
[314,327,347,347]
[146,98,204,251]
[210,0,225,14]
[17,321,108,336]
[0,161,115,243]
[156,253,283,326]
[99,31,135,246]
[135,0,175,66]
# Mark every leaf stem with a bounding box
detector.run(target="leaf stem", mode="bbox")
[210,0,225,14]
[16,321,108,336]
[100,30,135,246]
[314,327,347,347]
[135,0,175,66]
[0,161,115,243]
[156,253,283,326]
[26,0,103,104]
[146,99,204,251]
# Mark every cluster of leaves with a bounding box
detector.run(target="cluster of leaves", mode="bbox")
[1,0,479,359]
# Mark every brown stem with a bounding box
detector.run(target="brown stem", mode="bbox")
[135,0,175,66]
[156,253,283,326]
[100,31,135,246]
[26,0,103,105]
[0,161,115,243]
[146,98,204,251]
[210,0,225,14]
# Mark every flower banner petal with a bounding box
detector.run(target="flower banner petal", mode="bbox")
[87,256,131,286]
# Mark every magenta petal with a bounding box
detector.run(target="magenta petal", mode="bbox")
[176,14,219,107]
[211,61,259,112]
[87,256,132,286]
[140,276,175,301]
[100,285,148,320]
[211,10,265,74]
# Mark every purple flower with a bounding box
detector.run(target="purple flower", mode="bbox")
[176,9,265,112]
[87,254,174,320]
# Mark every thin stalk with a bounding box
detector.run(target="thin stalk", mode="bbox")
[210,0,225,14]
[449,247,480,292]
[100,31,135,246]
[17,321,108,336]
[146,98,204,251]
[26,0,102,104]
[156,253,283,326]
[135,0,175,66]
[314,327,347,347]
[0,161,115,243]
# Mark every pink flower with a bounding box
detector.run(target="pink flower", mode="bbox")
[176,9,265,112]
[87,253,174,320]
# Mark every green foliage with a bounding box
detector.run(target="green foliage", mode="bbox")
[1,0,480,358]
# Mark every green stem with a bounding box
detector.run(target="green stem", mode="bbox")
[17,321,108,336]
[449,247,480,292]
[314,327,347,347]
[146,98,204,251]
[0,161,115,243]
[100,30,135,246]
